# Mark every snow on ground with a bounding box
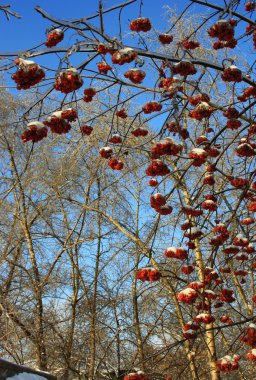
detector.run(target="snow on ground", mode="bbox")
[7,373,47,380]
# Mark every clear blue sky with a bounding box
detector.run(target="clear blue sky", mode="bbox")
[0,0,247,53]
[1,0,178,51]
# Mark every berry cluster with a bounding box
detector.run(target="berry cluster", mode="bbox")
[177,288,198,304]
[97,62,112,74]
[240,324,256,347]
[188,93,210,106]
[124,69,146,84]
[208,19,237,41]
[116,108,128,119]
[164,247,188,260]
[181,40,200,50]
[246,349,256,362]
[150,193,173,215]
[131,127,149,137]
[112,48,137,65]
[136,268,161,281]
[54,68,83,93]
[109,134,122,144]
[236,139,256,157]
[172,60,197,76]
[189,102,214,121]
[245,2,256,11]
[108,157,124,170]
[142,101,162,114]
[221,65,242,82]
[21,122,47,143]
[158,34,173,44]
[124,372,149,380]
[12,58,45,90]
[97,43,113,55]
[129,18,151,32]
[151,138,183,159]
[99,147,113,158]
[44,111,72,134]
[189,148,208,166]
[83,87,96,102]
[80,125,93,135]
[216,355,240,372]
[45,29,64,47]
[193,313,215,324]
[145,160,170,176]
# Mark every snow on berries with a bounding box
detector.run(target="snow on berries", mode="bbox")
[202,199,217,212]
[124,372,149,380]
[241,217,255,225]
[44,111,72,134]
[216,355,240,372]
[189,148,208,166]
[235,139,256,157]
[189,102,214,121]
[158,34,173,44]
[45,28,64,47]
[21,121,47,143]
[124,69,146,84]
[183,321,199,339]
[142,101,162,114]
[61,108,78,122]
[181,206,203,217]
[54,68,83,93]
[240,324,256,347]
[148,178,158,187]
[177,288,198,304]
[193,313,215,324]
[184,227,203,240]
[220,315,233,324]
[221,65,242,82]
[131,127,148,137]
[164,247,188,260]
[233,234,249,247]
[108,157,124,170]
[246,349,256,361]
[129,18,151,32]
[151,138,183,159]
[172,60,197,76]
[109,134,122,144]
[219,288,235,303]
[208,19,237,41]
[112,48,137,65]
[159,77,182,96]
[12,58,45,90]
[97,43,113,55]
[150,193,173,215]
[99,147,113,159]
[203,173,215,186]
[188,93,210,106]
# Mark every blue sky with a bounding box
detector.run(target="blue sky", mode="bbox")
[1,0,175,51]
[0,0,249,54]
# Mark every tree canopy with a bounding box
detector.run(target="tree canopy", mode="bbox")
[0,1,256,379]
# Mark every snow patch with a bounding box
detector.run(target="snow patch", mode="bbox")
[7,373,47,380]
